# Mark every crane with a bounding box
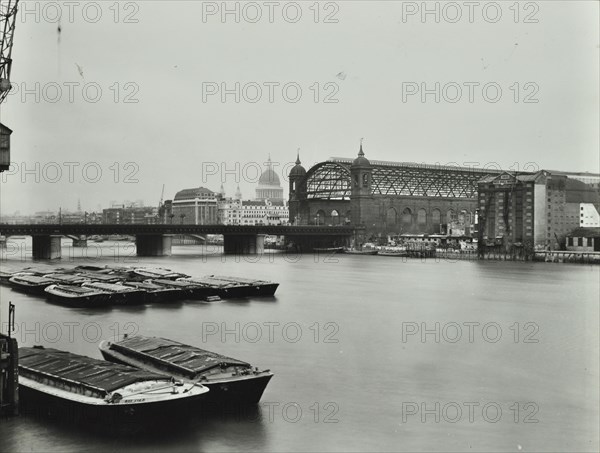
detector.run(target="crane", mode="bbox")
[0,0,18,173]
[0,0,18,104]
[157,184,166,222]
[159,184,165,208]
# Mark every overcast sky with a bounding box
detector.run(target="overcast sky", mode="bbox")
[0,0,598,214]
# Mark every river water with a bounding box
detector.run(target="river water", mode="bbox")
[1,239,598,452]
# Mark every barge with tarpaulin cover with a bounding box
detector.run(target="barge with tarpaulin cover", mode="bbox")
[99,335,273,406]
[81,282,147,305]
[7,275,57,295]
[17,346,209,426]
[44,284,112,307]
[149,278,221,301]
[206,275,279,297]
[122,281,183,302]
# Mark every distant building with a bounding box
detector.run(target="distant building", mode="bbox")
[546,170,600,190]
[103,206,157,224]
[217,160,289,225]
[477,172,545,247]
[239,199,289,225]
[477,171,600,249]
[566,227,600,252]
[580,203,600,227]
[171,187,218,224]
[255,156,284,202]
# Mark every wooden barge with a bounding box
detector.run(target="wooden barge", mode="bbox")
[18,346,209,426]
[99,336,273,407]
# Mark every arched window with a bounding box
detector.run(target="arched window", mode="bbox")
[432,209,441,225]
[417,209,427,224]
[386,207,397,226]
[315,210,326,225]
[401,208,412,225]
[446,210,455,224]
[331,210,340,225]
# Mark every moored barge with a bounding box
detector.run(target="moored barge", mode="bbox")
[18,346,209,426]
[81,282,147,305]
[8,275,57,295]
[133,268,190,280]
[44,284,112,307]
[99,335,273,406]
[177,276,252,299]
[122,281,183,303]
[149,279,220,301]
[205,275,279,297]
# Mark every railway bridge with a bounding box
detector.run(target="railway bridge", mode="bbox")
[0,224,355,259]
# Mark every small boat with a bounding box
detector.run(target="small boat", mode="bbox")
[99,335,273,407]
[8,275,57,295]
[313,247,344,253]
[44,284,112,307]
[149,279,220,301]
[204,275,279,297]
[122,281,182,303]
[18,346,209,427]
[378,249,408,257]
[81,282,147,305]
[343,248,378,255]
[132,268,190,280]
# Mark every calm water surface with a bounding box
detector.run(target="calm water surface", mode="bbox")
[1,240,598,452]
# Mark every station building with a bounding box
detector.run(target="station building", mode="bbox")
[170,187,218,224]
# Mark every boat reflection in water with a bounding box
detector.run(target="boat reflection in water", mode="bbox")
[99,335,273,408]
[18,346,209,429]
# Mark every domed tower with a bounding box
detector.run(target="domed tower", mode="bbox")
[256,155,284,202]
[288,150,307,225]
[350,139,373,226]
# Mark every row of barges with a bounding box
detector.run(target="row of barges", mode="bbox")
[1,265,279,307]
[19,335,273,426]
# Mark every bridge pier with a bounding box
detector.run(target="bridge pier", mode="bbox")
[135,234,173,257]
[223,234,265,255]
[32,235,62,260]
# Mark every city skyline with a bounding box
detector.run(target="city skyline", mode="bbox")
[0,1,598,214]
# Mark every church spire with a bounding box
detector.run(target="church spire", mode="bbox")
[359,138,364,157]
[295,148,301,165]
